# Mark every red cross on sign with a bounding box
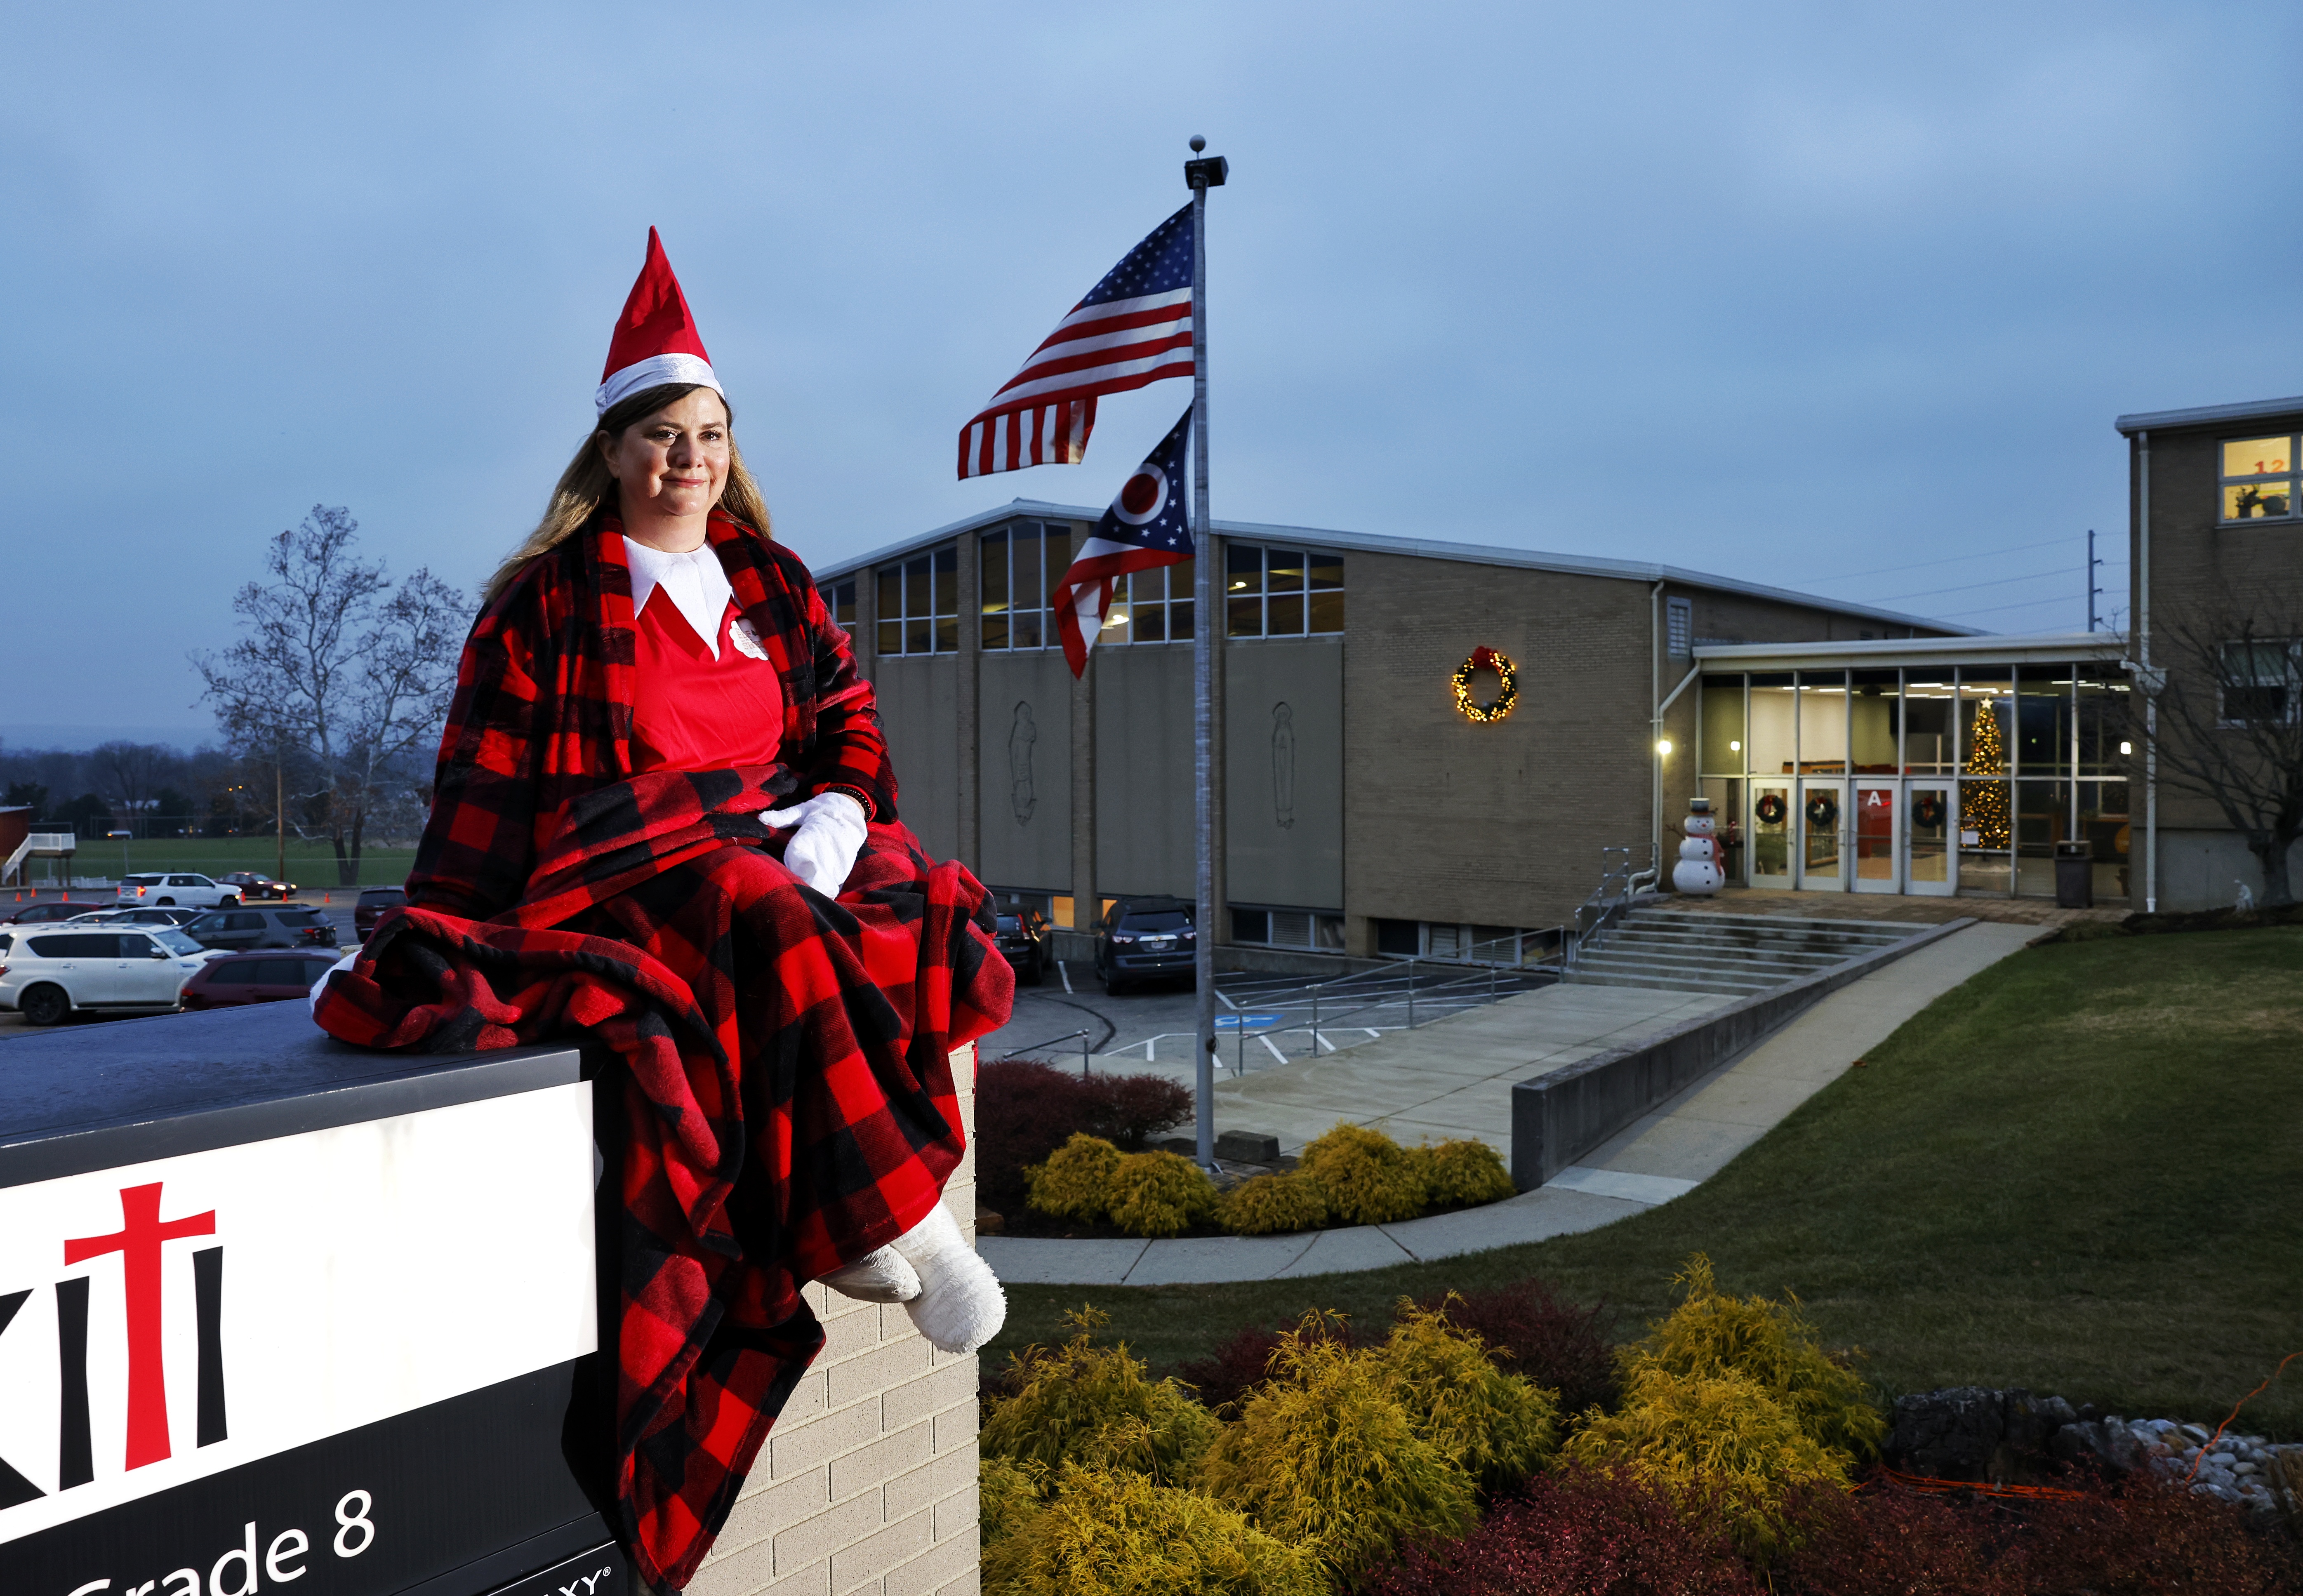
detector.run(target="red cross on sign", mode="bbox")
[64,1182,217,1470]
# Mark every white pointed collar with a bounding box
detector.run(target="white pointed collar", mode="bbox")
[623,535,735,659]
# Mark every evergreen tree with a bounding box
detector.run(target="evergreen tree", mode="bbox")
[1962,699,2010,849]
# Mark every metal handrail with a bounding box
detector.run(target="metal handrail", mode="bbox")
[993,1027,1093,1078]
[1228,935,1554,1074]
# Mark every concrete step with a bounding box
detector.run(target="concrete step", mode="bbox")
[1620,916,1909,945]
[1574,946,1816,981]
[1597,934,1847,969]
[1626,911,1917,938]
[1567,967,1787,996]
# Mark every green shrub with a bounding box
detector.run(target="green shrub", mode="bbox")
[980,1454,1048,1548]
[1218,1172,1329,1236]
[1564,1363,1851,1554]
[1198,1313,1478,1585]
[1025,1133,1124,1222]
[1624,1254,1886,1459]
[1366,1298,1558,1491]
[1108,1150,1220,1239]
[1297,1123,1427,1226]
[985,1462,1326,1596]
[1415,1139,1516,1207]
[983,1307,1218,1486]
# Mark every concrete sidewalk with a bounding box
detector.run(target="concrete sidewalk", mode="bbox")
[977,920,2037,1286]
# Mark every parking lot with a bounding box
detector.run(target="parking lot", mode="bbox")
[0,889,364,1040]
[977,955,1552,1080]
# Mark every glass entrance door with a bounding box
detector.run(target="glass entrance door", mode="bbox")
[1904,781,1955,897]
[1852,783,1898,893]
[1750,784,1793,889]
[1794,779,1846,890]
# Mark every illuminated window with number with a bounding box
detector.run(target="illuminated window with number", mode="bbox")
[980,523,1072,650]
[2220,434,2299,522]
[1097,556,1195,645]
[1225,544,1344,638]
[876,543,958,655]
[817,578,856,637]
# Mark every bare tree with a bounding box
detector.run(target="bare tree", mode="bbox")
[2147,589,2303,907]
[194,506,469,886]
[89,741,171,829]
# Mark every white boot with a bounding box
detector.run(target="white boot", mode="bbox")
[817,1245,922,1305]
[888,1201,1006,1354]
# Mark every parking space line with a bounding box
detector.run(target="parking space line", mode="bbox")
[1259,1034,1288,1065]
[1057,961,1073,994]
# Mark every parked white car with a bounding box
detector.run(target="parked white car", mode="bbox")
[0,925,221,1024]
[116,872,243,909]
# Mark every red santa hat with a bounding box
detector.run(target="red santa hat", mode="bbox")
[597,227,723,415]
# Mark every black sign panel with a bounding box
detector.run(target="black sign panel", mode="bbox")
[2,1361,615,1596]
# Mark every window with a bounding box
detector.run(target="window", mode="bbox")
[817,577,856,636]
[2220,640,2300,724]
[1098,558,1195,645]
[1226,544,1344,638]
[980,523,1071,650]
[2220,434,2300,523]
[1232,906,1342,950]
[876,543,958,655]
[1667,596,1692,660]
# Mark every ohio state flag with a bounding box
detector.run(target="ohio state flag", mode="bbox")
[1050,409,1194,677]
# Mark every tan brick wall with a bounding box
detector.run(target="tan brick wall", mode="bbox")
[686,1048,981,1596]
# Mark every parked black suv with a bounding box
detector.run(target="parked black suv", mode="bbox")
[355,885,407,940]
[184,906,341,952]
[1094,896,1196,995]
[991,908,1048,985]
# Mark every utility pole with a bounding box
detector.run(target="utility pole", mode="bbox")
[1185,134,1228,1173]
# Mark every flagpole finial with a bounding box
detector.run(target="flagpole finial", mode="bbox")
[1189,135,1206,153]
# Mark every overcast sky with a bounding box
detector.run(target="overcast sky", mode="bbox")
[4,1,2297,746]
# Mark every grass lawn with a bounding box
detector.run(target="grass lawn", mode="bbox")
[987,927,2303,1432]
[25,836,417,890]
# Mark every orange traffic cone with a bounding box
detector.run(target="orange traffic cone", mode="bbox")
[324,892,331,904]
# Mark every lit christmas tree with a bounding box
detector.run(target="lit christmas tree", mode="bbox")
[1963,699,2010,849]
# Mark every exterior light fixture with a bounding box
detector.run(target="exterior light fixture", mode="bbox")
[2119,740,2133,755]
[1730,739,1742,753]
[1655,739,1672,756]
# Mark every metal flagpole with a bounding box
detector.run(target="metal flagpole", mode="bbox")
[1185,135,1228,1172]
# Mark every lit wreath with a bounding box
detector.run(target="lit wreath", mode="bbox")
[1754,792,1788,826]
[1451,646,1519,723]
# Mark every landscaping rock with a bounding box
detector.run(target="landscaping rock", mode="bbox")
[1889,1386,2075,1481]
[1215,1130,1281,1165]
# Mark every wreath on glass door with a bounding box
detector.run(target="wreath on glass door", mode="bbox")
[1805,793,1839,831]
[1451,645,1519,723]
[1911,791,1946,830]
[1754,792,1788,826]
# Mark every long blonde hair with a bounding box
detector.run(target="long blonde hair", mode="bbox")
[482,382,773,607]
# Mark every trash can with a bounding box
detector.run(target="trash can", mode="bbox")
[2054,840,2094,908]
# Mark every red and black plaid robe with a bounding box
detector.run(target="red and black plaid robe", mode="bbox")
[312,515,1013,1590]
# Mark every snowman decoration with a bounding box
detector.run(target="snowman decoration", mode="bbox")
[1672,795,1725,896]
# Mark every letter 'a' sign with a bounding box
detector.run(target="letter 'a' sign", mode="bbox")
[0,1010,626,1596]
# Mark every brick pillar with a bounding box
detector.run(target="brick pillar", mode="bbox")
[686,1046,983,1596]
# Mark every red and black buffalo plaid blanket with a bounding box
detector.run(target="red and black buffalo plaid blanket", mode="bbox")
[314,523,1012,1589]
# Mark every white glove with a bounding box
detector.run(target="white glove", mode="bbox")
[761,791,869,897]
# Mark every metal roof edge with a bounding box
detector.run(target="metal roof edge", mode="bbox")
[2114,395,2303,435]
[808,502,1976,636]
[1693,630,2127,665]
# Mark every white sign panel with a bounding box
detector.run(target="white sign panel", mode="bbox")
[0,1084,596,1545]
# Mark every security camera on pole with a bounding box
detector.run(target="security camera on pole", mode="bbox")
[959,138,1230,1172]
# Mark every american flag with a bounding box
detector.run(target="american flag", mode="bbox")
[1052,408,1195,675]
[958,205,1195,480]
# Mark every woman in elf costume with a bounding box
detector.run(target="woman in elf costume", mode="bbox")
[311,231,1013,1589]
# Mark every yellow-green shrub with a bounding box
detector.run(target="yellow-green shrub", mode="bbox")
[1296,1123,1426,1226]
[982,1308,1217,1486]
[1218,1172,1328,1236]
[980,1454,1048,1548]
[985,1462,1326,1596]
[1198,1314,1477,1584]
[1564,1363,1851,1554]
[1367,1298,1558,1490]
[1107,1150,1220,1238]
[1025,1133,1123,1222]
[1415,1138,1516,1206]
[1623,1254,1885,1459]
